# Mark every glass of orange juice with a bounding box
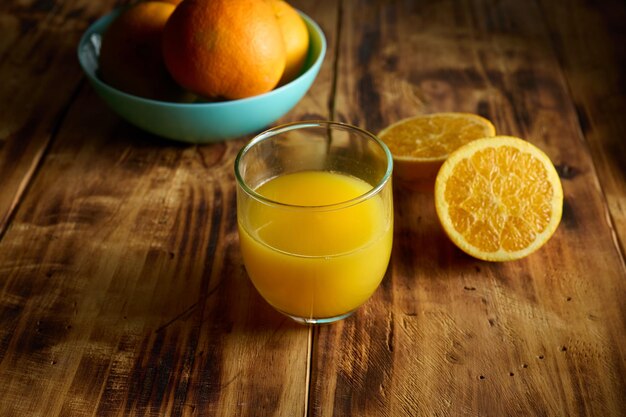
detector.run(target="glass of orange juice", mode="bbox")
[235,121,393,324]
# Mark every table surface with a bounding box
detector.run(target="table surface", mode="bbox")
[1,0,625,416]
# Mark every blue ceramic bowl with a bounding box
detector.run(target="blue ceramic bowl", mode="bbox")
[77,8,326,143]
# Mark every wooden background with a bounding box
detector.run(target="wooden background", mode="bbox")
[0,0,625,416]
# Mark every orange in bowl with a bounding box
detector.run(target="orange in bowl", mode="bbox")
[162,0,287,100]
[378,113,496,190]
[271,0,310,85]
[98,1,185,101]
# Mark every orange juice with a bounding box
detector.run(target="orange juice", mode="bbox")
[238,171,393,320]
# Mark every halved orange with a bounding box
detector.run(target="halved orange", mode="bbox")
[434,136,563,261]
[378,113,496,190]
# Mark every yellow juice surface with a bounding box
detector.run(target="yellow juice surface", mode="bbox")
[238,171,393,319]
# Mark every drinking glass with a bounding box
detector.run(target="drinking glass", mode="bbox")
[235,121,393,324]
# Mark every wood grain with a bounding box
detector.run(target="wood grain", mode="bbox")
[310,0,626,416]
[537,0,626,258]
[0,0,118,236]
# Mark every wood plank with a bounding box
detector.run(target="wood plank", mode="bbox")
[0,1,338,416]
[310,0,626,416]
[537,0,626,258]
[0,0,119,236]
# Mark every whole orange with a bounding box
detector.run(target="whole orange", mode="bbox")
[271,1,309,85]
[162,0,286,100]
[99,1,185,101]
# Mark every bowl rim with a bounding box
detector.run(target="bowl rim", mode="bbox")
[77,7,327,108]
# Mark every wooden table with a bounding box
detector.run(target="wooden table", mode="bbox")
[1,0,625,415]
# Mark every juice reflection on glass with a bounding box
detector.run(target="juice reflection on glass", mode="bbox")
[235,121,393,324]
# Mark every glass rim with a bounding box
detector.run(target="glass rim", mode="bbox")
[234,120,393,211]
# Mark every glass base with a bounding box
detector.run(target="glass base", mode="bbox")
[283,309,356,325]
